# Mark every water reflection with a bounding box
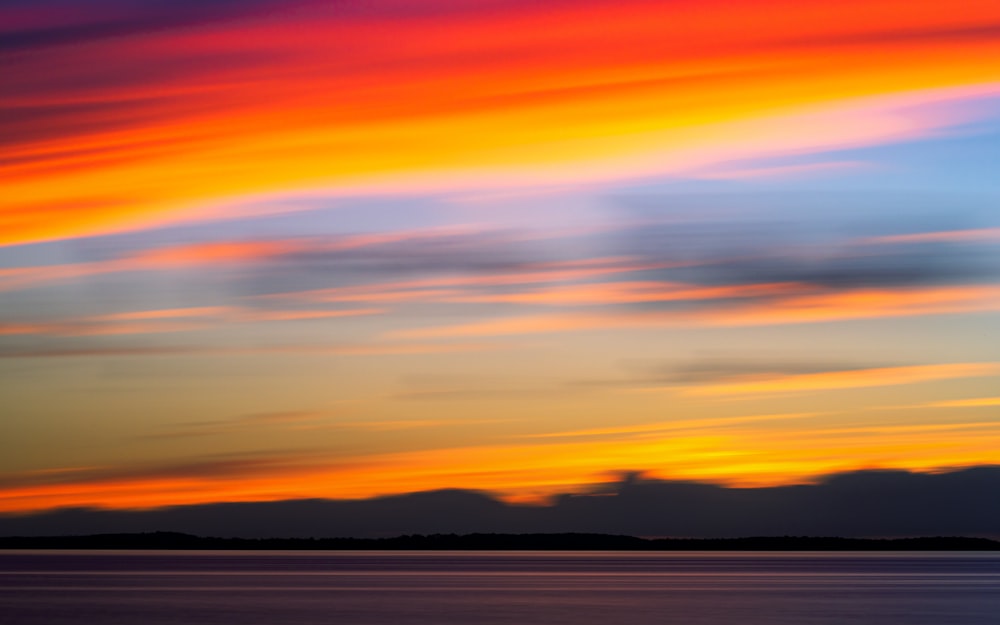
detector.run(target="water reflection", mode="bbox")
[2,551,999,625]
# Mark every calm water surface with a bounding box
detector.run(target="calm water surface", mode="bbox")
[2,550,998,624]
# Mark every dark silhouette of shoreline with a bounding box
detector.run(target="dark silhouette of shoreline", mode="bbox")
[1,532,997,550]
[4,468,999,539]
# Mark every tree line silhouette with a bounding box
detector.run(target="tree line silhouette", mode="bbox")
[2,532,997,550]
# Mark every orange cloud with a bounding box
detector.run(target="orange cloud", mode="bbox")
[95,306,232,321]
[4,411,1000,513]
[129,241,301,267]
[524,412,821,439]
[697,284,1000,326]
[5,0,1000,244]
[928,396,1000,408]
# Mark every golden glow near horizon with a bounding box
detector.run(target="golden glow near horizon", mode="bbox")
[2,0,1000,514]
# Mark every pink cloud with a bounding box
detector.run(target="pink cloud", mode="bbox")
[688,160,870,180]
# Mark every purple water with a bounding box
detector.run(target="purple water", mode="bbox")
[2,550,998,624]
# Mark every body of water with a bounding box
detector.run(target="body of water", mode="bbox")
[2,550,999,624]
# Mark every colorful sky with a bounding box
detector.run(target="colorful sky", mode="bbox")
[2,0,1000,517]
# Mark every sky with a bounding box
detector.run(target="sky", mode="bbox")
[2,0,1000,522]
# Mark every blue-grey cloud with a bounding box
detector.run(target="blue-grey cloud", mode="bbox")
[604,191,1000,293]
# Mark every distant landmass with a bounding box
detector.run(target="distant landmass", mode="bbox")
[2,532,998,550]
[2,467,999,539]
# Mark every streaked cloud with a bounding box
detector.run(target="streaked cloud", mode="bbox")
[392,283,1000,338]
[862,227,1000,245]
[687,160,870,180]
[0,228,517,293]
[4,411,1000,513]
[5,0,1000,244]
[523,412,822,440]
[443,280,806,306]
[928,396,1000,408]
[695,284,1000,326]
[0,305,382,337]
[681,362,1000,396]
[578,359,1000,397]
[334,418,516,432]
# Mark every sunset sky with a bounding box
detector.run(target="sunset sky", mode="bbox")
[2,0,999,517]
